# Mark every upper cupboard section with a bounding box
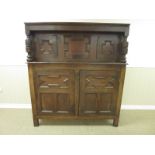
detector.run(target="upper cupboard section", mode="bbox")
[32,32,123,62]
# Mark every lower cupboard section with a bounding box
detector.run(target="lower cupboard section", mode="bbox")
[29,64,125,126]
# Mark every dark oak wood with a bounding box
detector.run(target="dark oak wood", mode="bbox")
[28,63,39,126]
[25,22,130,126]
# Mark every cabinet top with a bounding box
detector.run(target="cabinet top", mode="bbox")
[25,22,130,36]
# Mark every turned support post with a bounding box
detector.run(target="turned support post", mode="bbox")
[25,29,33,62]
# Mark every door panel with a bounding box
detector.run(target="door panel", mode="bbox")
[35,70,75,115]
[96,34,120,62]
[63,33,91,60]
[34,33,60,61]
[79,70,119,115]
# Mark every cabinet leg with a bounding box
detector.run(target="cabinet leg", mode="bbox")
[33,117,39,127]
[113,118,119,127]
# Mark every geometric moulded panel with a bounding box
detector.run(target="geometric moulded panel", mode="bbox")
[64,34,91,59]
[40,40,56,55]
[36,70,75,115]
[34,34,58,61]
[96,34,120,62]
[38,74,70,89]
[39,35,57,56]
[79,70,118,115]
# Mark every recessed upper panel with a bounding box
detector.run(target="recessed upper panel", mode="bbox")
[34,33,59,61]
[32,32,122,62]
[63,34,91,59]
[96,34,120,62]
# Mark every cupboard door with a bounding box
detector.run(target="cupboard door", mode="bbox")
[96,34,120,62]
[34,33,60,62]
[63,33,92,60]
[36,70,75,115]
[79,70,119,115]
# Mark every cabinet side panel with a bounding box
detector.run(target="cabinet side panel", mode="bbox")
[116,66,126,115]
[113,65,126,126]
[28,63,39,125]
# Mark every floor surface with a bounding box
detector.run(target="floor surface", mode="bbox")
[0,109,155,134]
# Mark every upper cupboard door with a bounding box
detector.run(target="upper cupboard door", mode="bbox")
[96,34,121,62]
[62,33,94,61]
[34,33,60,61]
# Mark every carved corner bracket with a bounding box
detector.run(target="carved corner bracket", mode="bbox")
[25,30,33,62]
[119,36,128,63]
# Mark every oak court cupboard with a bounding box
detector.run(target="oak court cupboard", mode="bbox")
[25,22,130,126]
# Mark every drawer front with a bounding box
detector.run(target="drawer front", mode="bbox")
[35,70,75,115]
[79,70,119,115]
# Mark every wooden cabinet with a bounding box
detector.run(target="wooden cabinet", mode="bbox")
[25,22,129,126]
